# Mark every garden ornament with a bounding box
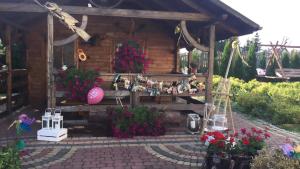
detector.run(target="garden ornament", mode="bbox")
[8,114,35,150]
[78,49,87,61]
[44,2,91,41]
[280,143,294,157]
[62,65,68,71]
[87,87,104,104]
[37,109,68,142]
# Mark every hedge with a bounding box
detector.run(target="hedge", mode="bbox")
[213,76,300,131]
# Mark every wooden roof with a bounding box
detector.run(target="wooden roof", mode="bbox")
[0,0,260,42]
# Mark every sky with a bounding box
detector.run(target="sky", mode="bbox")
[221,0,300,46]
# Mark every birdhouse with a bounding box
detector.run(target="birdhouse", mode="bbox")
[37,108,67,142]
[186,114,201,134]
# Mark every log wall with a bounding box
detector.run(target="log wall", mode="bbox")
[25,16,176,106]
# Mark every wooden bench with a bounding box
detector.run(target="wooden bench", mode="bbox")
[275,69,300,80]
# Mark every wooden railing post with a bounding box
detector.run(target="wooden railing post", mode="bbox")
[5,25,12,113]
[206,25,215,103]
[47,13,56,108]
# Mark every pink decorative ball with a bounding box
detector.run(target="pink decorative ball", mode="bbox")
[87,87,104,105]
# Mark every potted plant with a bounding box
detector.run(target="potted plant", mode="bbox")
[107,106,165,138]
[57,68,103,102]
[230,127,271,169]
[200,131,235,169]
[114,40,150,73]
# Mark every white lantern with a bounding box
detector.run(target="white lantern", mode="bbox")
[42,109,52,129]
[37,108,68,142]
[187,114,201,134]
[52,110,63,130]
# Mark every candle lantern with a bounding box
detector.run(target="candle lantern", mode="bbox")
[52,110,63,130]
[186,114,201,134]
[37,108,67,142]
[42,109,52,129]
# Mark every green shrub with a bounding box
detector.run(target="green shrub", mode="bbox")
[0,146,20,169]
[213,76,300,129]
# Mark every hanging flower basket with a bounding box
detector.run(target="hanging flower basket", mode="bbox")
[113,40,150,73]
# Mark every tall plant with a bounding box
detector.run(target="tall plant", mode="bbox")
[291,50,300,68]
[244,42,257,81]
[281,51,290,68]
[220,39,232,77]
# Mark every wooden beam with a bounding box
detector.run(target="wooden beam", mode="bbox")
[181,0,240,35]
[206,25,215,103]
[5,25,12,113]
[180,21,209,52]
[47,13,55,108]
[0,2,211,21]
[0,16,29,31]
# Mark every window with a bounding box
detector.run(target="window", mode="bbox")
[54,42,76,70]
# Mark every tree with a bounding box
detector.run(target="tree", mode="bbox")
[290,50,300,68]
[214,40,226,75]
[281,51,290,68]
[244,42,257,81]
[230,49,244,79]
[257,50,266,68]
[220,39,232,77]
[266,57,276,76]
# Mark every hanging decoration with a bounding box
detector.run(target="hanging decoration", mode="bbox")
[77,49,87,61]
[89,0,124,8]
[112,74,205,96]
[87,87,105,105]
[33,1,91,42]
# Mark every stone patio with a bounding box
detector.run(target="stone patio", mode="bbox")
[0,107,299,169]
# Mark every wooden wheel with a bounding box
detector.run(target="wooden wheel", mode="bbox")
[89,0,124,8]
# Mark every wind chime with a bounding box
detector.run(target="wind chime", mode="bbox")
[201,41,247,134]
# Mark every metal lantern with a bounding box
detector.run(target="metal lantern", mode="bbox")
[187,114,201,134]
[52,110,63,130]
[42,109,52,129]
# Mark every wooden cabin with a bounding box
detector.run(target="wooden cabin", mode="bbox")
[0,0,260,117]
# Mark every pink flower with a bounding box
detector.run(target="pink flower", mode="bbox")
[241,128,247,134]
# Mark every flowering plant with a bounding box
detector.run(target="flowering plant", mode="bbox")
[201,127,271,157]
[232,127,271,156]
[200,130,235,157]
[57,68,103,102]
[114,40,150,73]
[107,106,165,138]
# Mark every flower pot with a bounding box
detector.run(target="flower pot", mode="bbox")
[205,156,233,169]
[232,155,252,169]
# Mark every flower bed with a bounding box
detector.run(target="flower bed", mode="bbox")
[107,106,165,138]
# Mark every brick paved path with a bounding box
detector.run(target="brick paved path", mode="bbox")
[0,108,299,169]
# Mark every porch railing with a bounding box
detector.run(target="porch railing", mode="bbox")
[56,73,207,114]
[0,69,28,115]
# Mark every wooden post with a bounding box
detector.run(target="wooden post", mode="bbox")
[206,25,215,103]
[47,14,55,108]
[5,25,12,113]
